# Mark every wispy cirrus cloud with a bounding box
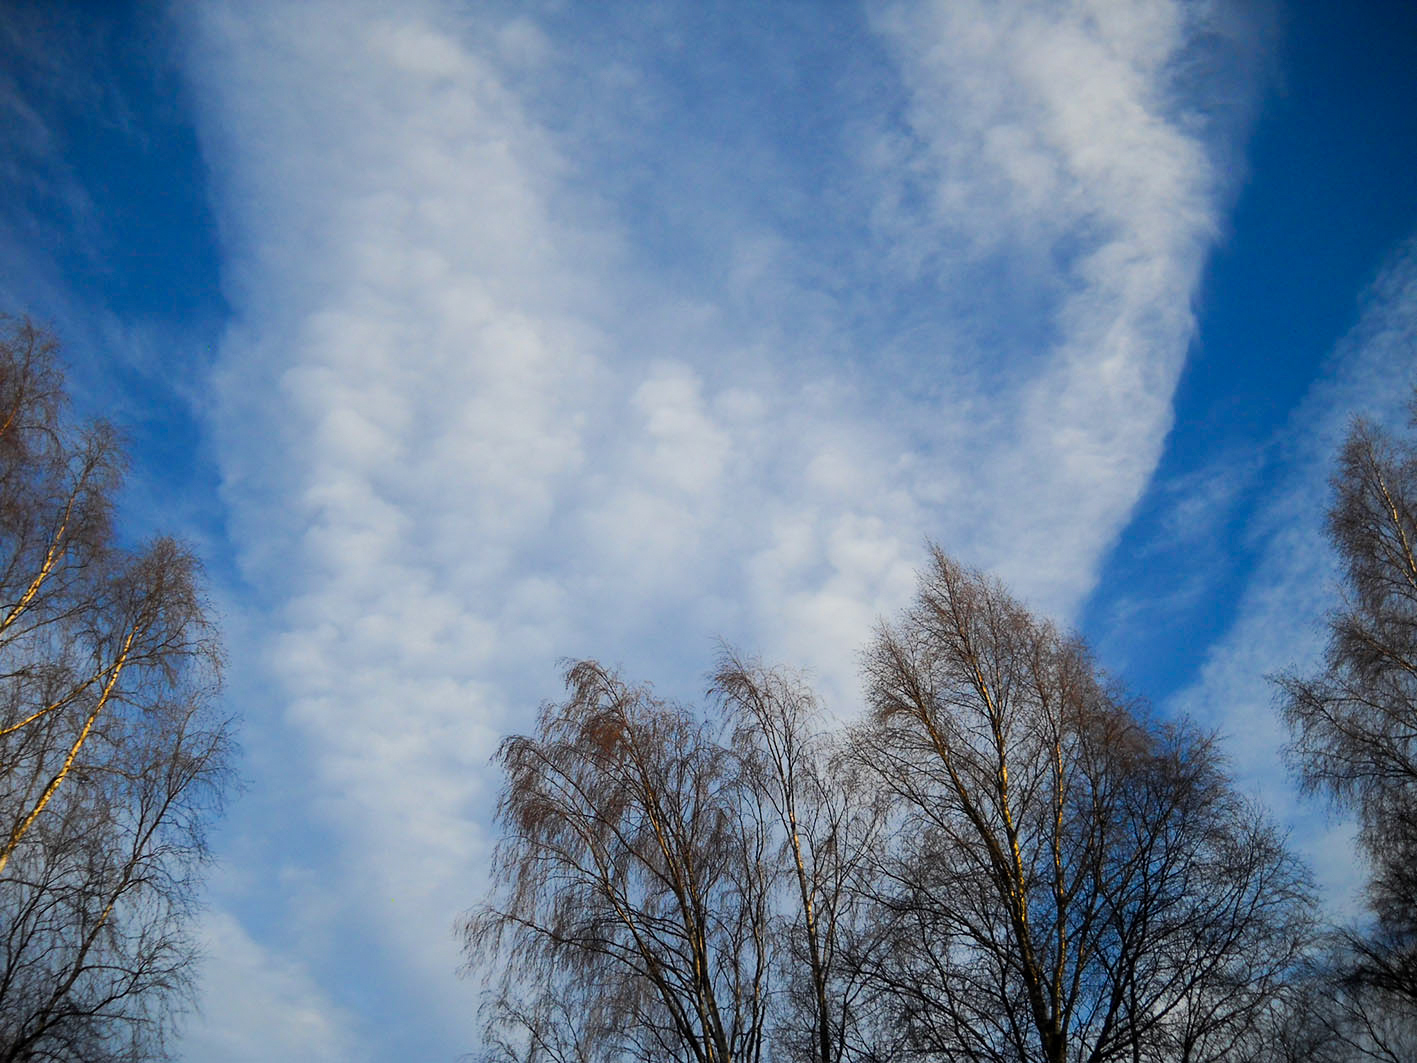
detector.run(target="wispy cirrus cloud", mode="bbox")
[1166,237,1417,908]
[173,0,1269,1055]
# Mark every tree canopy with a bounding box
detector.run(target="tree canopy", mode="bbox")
[467,550,1316,1063]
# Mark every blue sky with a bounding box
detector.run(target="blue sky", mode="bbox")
[2,1,1416,1059]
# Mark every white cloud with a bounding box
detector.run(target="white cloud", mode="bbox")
[180,3,601,1052]
[864,0,1262,612]
[175,0,1266,1055]
[178,910,364,1063]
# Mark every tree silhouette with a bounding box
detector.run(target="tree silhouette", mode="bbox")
[469,547,1317,1062]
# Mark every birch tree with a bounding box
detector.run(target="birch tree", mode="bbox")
[0,318,232,1062]
[466,660,772,1063]
[857,548,1313,1063]
[715,653,889,1063]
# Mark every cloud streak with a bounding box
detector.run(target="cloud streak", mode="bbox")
[865,0,1264,608]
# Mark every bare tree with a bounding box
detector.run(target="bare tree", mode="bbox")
[714,652,889,1063]
[1278,404,1417,1055]
[467,649,902,1063]
[465,660,772,1063]
[467,550,1317,1062]
[856,547,1313,1063]
[0,318,233,1062]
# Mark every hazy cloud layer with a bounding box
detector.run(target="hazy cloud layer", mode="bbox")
[175,0,1267,1055]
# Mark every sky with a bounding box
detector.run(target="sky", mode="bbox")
[1,1,1416,1059]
